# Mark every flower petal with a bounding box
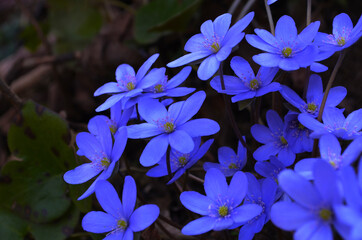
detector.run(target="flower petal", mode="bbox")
[251,124,274,144]
[82,211,117,233]
[129,204,159,232]
[140,134,169,167]
[245,35,279,53]
[166,66,192,89]
[275,15,297,42]
[177,119,220,137]
[181,217,216,235]
[184,34,207,52]
[167,51,211,68]
[136,53,159,81]
[175,91,206,125]
[122,176,137,219]
[63,163,102,184]
[255,82,281,97]
[253,53,281,67]
[169,130,194,153]
[127,123,162,139]
[197,55,220,80]
[95,180,124,218]
[138,98,168,124]
[227,171,248,206]
[94,82,121,96]
[204,168,228,200]
[306,74,323,104]
[115,64,135,82]
[253,142,279,161]
[111,127,128,161]
[96,94,125,112]
[232,204,262,223]
[180,191,213,215]
[213,13,232,38]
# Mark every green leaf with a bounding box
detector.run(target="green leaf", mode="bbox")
[47,0,103,53]
[0,208,28,240]
[237,98,254,111]
[134,0,201,44]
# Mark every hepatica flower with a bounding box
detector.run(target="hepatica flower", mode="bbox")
[284,112,313,153]
[82,178,159,239]
[167,12,254,80]
[295,134,362,179]
[180,168,262,235]
[254,156,286,183]
[239,174,278,240]
[94,53,163,111]
[280,74,346,118]
[203,140,247,177]
[144,66,195,98]
[146,137,214,184]
[246,15,320,71]
[298,107,362,140]
[64,118,127,200]
[271,161,343,240]
[210,56,280,102]
[251,110,296,166]
[315,13,362,52]
[127,91,220,167]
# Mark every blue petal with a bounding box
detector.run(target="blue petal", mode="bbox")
[216,46,232,61]
[197,55,220,80]
[306,74,323,105]
[82,211,117,233]
[122,228,133,240]
[96,94,125,112]
[278,169,322,209]
[167,168,186,184]
[167,101,184,121]
[63,163,102,184]
[280,85,305,111]
[191,139,214,162]
[210,75,249,95]
[129,204,159,232]
[127,123,162,139]
[180,191,213,215]
[310,63,328,73]
[277,147,295,166]
[322,107,345,127]
[213,218,233,231]
[136,53,159,81]
[76,132,102,159]
[227,171,248,206]
[181,217,216,235]
[166,87,195,97]
[184,34,207,52]
[200,19,214,39]
[294,158,318,180]
[270,202,316,231]
[251,124,274,144]
[294,221,332,240]
[223,12,254,47]
[103,231,124,240]
[178,119,220,137]
[169,130,194,153]
[166,66,192,89]
[167,51,211,68]
[138,98,167,123]
[319,134,341,159]
[245,35,279,53]
[94,82,121,96]
[95,180,124,218]
[231,91,256,102]
[213,13,232,38]
[297,21,320,46]
[238,224,257,240]
[266,110,284,134]
[122,176,137,219]
[78,170,108,200]
[341,166,362,208]
[345,108,362,133]
[261,177,278,206]
[253,53,281,67]
[115,64,135,82]
[218,146,237,165]
[253,143,279,161]
[333,13,353,38]
[204,168,228,200]
[232,204,262,223]
[258,66,279,85]
[146,159,168,177]
[313,160,342,204]
[255,82,281,97]
[140,134,169,167]
[293,45,318,67]
[325,86,347,107]
[279,58,299,71]
[230,56,254,81]
[275,15,297,42]
[111,127,128,161]
[254,29,278,46]
[246,173,261,198]
[174,91,206,125]
[342,137,362,165]
[298,113,325,132]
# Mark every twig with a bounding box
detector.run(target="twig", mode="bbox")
[307,0,312,26]
[228,0,242,15]
[237,0,256,20]
[166,146,173,180]
[264,0,275,35]
[188,173,204,184]
[0,77,22,109]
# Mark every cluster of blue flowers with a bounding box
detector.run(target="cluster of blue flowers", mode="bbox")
[63,5,362,240]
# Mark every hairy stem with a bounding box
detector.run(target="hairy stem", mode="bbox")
[307,0,312,26]
[264,0,275,35]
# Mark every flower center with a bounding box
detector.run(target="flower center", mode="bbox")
[282,47,292,57]
[178,156,187,166]
[126,82,135,91]
[218,205,229,217]
[109,124,117,134]
[249,79,259,90]
[337,37,346,46]
[280,136,288,145]
[101,157,110,167]
[319,209,332,221]
[211,42,220,53]
[307,103,317,113]
[117,219,128,230]
[228,163,237,169]
[154,84,164,93]
[163,122,175,133]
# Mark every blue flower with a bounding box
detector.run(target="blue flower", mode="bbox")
[283,112,313,153]
[295,134,362,179]
[127,91,220,167]
[334,160,362,240]
[280,74,346,118]
[203,140,247,177]
[180,168,262,235]
[146,137,214,184]
[267,0,278,5]
[210,56,280,102]
[238,174,278,240]
[94,54,163,111]
[315,13,362,52]
[143,66,195,98]
[271,161,343,240]
[167,12,254,80]
[254,156,286,182]
[82,178,159,239]
[251,110,296,166]
[64,118,128,200]
[246,15,320,71]
[298,107,362,140]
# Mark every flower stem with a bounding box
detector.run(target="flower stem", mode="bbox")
[264,0,275,35]
[166,146,172,180]
[0,77,22,109]
[307,0,312,26]
[188,173,204,184]
[219,64,251,152]
[312,51,345,157]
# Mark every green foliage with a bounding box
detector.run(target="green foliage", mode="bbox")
[48,0,103,53]
[134,0,201,44]
[0,101,81,239]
